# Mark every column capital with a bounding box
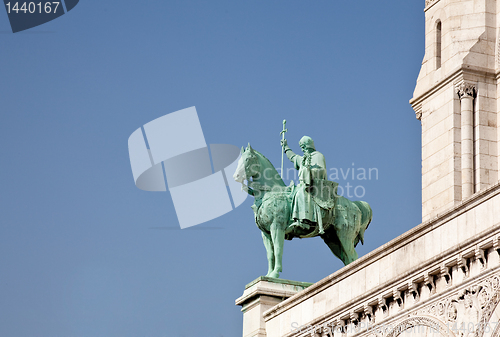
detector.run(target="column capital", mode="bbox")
[456,83,476,99]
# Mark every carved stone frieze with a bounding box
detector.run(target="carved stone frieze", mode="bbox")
[406,275,500,337]
[316,274,500,337]
[475,275,500,337]
[386,316,449,337]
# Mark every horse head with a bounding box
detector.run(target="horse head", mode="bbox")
[233,143,260,183]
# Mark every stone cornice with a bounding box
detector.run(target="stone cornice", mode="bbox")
[410,65,495,114]
[236,278,311,307]
[263,182,500,322]
[244,276,313,290]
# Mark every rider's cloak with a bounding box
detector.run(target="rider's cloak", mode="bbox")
[286,150,327,223]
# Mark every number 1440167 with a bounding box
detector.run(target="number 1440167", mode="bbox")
[5,2,61,14]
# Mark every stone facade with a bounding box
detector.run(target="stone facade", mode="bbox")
[236,181,500,337]
[262,183,500,337]
[410,0,499,222]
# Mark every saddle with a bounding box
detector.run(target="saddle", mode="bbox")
[250,180,339,239]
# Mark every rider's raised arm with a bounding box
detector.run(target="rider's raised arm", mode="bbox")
[285,147,302,170]
[281,139,302,170]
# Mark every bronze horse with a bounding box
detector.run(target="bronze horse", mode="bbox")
[233,144,372,278]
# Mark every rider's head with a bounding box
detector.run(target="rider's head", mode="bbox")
[299,136,315,153]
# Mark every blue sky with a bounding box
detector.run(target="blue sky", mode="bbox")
[0,1,424,336]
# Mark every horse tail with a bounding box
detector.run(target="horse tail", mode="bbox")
[353,201,372,247]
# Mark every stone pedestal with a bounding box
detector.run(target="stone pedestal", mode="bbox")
[235,276,312,337]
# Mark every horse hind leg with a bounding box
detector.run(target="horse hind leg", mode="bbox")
[337,226,359,265]
[322,234,345,262]
[322,229,352,266]
[343,242,358,265]
[261,231,275,277]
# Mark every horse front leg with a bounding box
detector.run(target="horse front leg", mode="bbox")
[261,231,275,277]
[269,221,285,278]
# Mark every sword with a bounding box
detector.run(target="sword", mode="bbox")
[280,119,287,179]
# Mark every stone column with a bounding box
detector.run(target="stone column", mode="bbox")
[235,276,312,337]
[457,83,476,199]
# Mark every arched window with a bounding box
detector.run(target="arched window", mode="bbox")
[436,21,442,69]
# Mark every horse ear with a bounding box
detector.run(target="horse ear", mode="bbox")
[241,146,244,154]
[248,143,254,153]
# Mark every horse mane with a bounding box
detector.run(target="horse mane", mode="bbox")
[253,149,286,187]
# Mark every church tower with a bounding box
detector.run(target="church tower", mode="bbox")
[410,0,499,221]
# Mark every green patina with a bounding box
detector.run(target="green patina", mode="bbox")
[233,130,373,279]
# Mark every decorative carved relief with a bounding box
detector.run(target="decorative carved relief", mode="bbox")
[404,275,500,337]
[457,83,477,99]
[386,316,449,337]
[475,275,500,337]
[447,301,458,322]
